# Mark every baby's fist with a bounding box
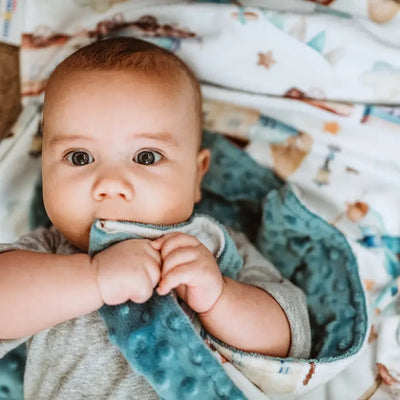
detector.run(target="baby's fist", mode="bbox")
[92,239,161,305]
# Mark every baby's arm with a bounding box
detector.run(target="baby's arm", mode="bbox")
[0,237,161,339]
[0,250,101,339]
[199,277,290,357]
[227,230,311,359]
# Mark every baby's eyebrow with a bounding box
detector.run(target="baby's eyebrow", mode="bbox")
[47,132,179,147]
[47,134,89,146]
[133,132,179,147]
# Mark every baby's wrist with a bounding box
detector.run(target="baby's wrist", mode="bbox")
[89,253,105,306]
[198,276,227,317]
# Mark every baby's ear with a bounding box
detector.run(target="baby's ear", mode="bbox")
[194,148,211,203]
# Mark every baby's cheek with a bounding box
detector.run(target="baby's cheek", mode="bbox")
[154,191,194,224]
[45,183,86,223]
[168,194,194,220]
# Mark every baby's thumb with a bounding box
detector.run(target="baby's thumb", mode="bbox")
[150,237,163,250]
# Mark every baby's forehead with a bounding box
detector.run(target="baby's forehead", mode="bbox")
[42,67,201,141]
[43,41,202,143]
[46,64,195,106]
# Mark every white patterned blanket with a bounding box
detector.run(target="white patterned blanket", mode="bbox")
[0,1,399,399]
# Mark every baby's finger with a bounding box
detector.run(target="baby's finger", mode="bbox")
[130,273,155,303]
[151,232,182,250]
[157,262,198,295]
[159,233,200,260]
[145,258,161,288]
[150,237,163,250]
[161,246,198,278]
[145,242,162,265]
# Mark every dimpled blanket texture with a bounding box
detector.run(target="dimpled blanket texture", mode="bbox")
[1,1,400,399]
[88,216,246,400]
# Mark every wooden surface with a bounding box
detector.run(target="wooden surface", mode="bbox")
[0,43,21,139]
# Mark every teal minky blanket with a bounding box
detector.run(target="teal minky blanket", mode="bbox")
[1,130,368,399]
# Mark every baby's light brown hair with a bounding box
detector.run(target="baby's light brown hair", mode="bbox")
[44,37,203,143]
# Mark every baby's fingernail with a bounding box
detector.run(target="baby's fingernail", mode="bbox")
[156,285,168,296]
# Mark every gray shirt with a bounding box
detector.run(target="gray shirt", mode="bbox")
[0,226,311,399]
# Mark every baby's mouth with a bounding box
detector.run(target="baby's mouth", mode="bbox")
[94,215,147,226]
[96,217,132,223]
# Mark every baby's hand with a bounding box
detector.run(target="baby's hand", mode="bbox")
[151,233,224,314]
[92,239,161,305]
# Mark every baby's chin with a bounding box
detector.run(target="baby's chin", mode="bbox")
[58,226,91,253]
[67,236,90,252]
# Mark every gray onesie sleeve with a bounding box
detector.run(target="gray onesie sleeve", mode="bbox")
[0,225,64,255]
[228,228,311,359]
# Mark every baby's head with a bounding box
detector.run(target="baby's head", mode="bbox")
[42,37,210,250]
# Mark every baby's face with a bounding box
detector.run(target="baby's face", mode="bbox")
[42,69,209,250]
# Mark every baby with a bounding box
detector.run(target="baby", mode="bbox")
[0,37,310,399]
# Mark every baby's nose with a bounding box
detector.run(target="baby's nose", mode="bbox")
[92,171,134,201]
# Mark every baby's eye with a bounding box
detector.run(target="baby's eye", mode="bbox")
[65,151,94,166]
[134,150,162,165]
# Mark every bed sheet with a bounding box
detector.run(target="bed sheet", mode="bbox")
[0,1,399,399]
